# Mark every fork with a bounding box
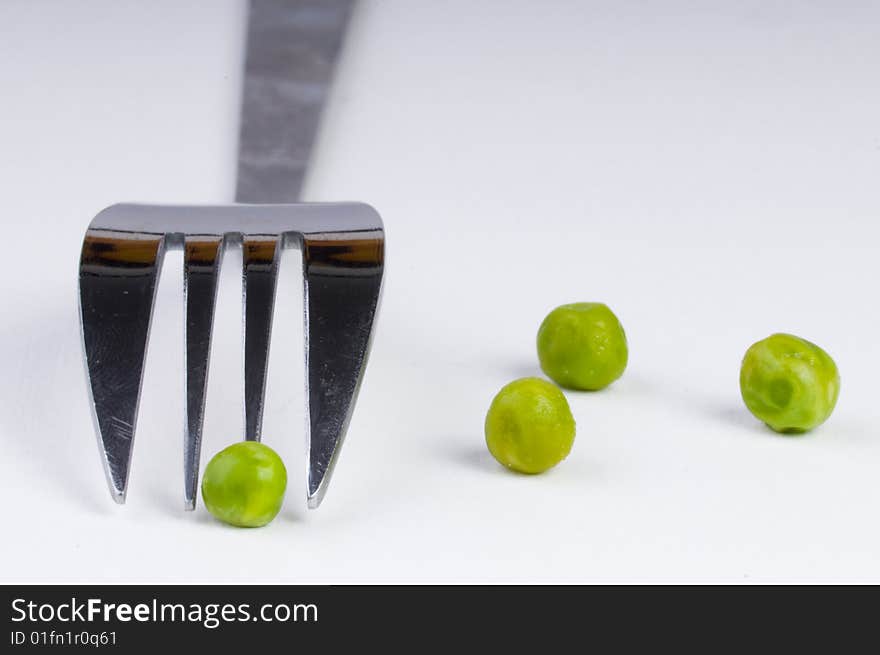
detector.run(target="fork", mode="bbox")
[78,202,384,510]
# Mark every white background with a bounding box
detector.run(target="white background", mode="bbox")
[1,0,879,583]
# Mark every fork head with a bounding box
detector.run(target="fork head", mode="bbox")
[78,203,384,510]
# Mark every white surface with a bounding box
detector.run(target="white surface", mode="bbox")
[1,0,879,583]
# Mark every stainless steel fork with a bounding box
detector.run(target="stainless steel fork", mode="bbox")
[79,203,383,510]
[78,1,380,511]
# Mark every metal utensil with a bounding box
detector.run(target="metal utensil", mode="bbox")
[78,0,382,510]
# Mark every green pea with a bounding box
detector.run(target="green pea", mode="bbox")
[739,333,839,434]
[201,442,287,527]
[537,302,628,391]
[485,377,576,474]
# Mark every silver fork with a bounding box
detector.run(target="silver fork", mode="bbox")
[77,0,382,511]
[79,204,383,510]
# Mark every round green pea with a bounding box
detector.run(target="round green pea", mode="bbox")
[484,377,576,474]
[739,333,840,434]
[537,302,628,391]
[201,441,287,527]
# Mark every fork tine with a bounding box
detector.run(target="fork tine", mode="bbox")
[242,235,282,442]
[303,232,384,508]
[79,229,166,503]
[183,235,224,510]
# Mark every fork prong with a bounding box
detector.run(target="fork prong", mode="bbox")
[79,229,165,503]
[183,235,224,510]
[303,232,384,508]
[242,235,282,442]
